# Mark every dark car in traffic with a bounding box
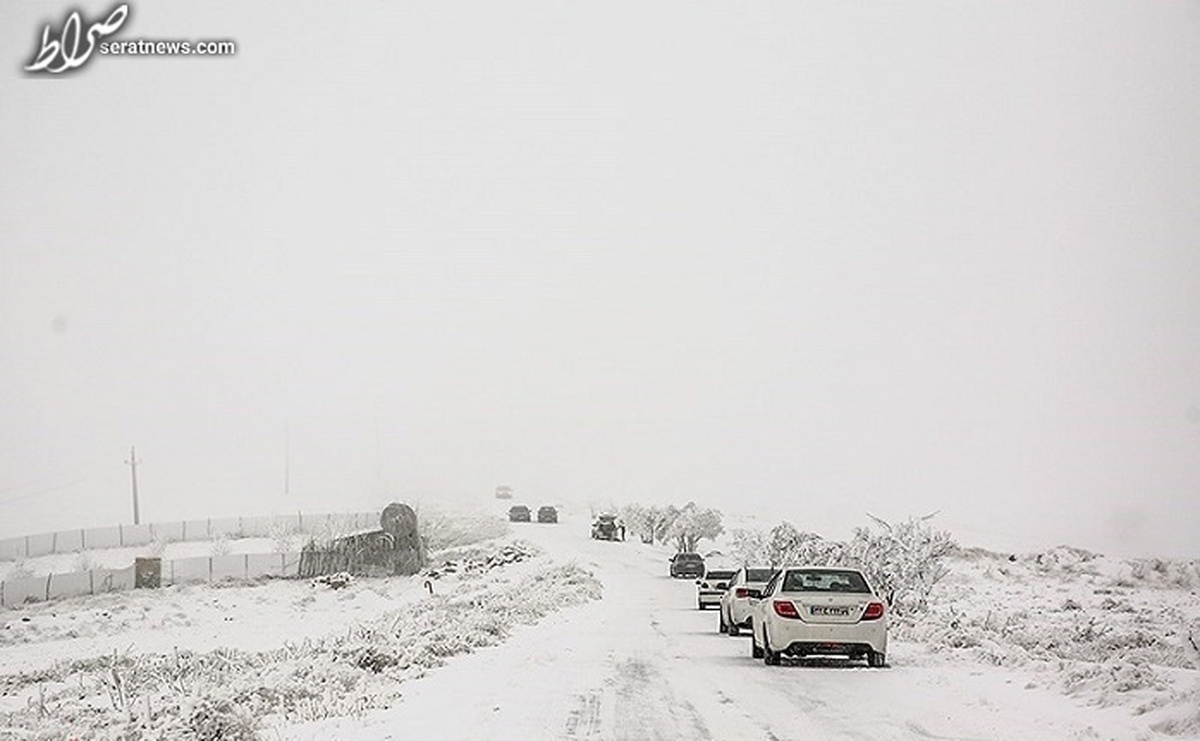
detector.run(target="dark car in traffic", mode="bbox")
[508,505,531,522]
[538,505,558,523]
[670,552,705,579]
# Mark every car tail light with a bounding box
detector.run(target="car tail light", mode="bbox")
[772,600,800,619]
[861,601,885,620]
[735,587,750,598]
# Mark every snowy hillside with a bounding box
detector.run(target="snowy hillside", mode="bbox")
[1,509,1197,740]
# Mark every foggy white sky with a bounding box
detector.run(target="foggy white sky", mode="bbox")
[2,1,1198,558]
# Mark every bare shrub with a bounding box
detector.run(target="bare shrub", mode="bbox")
[210,535,232,557]
[269,521,298,554]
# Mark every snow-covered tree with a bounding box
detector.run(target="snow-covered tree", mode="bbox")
[619,503,655,544]
[846,513,955,615]
[667,502,724,553]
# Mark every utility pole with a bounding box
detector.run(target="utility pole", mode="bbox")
[284,423,290,496]
[124,446,141,525]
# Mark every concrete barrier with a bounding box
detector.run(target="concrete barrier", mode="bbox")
[25,533,56,559]
[52,529,85,553]
[210,554,245,581]
[168,556,211,585]
[1,575,49,606]
[48,570,92,601]
[121,524,153,547]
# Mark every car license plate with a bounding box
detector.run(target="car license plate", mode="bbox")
[810,605,851,616]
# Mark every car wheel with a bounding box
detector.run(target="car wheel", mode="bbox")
[868,651,886,668]
[718,609,728,634]
[750,622,764,659]
[763,627,781,666]
[697,599,705,610]
[727,617,740,637]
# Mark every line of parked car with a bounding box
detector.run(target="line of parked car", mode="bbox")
[670,553,888,668]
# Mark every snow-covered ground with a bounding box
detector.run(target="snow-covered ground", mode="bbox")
[1,507,1197,740]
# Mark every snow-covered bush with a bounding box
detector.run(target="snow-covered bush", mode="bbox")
[846,514,956,616]
[617,501,723,550]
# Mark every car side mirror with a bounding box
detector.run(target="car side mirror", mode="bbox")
[694,579,701,585]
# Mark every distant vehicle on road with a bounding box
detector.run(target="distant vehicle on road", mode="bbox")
[495,485,513,500]
[696,566,736,610]
[749,566,888,667]
[669,552,705,579]
[719,566,777,635]
[508,505,531,522]
[591,514,622,540]
[537,505,558,523]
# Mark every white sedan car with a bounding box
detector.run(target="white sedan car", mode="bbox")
[718,566,776,636]
[695,567,737,610]
[748,566,887,667]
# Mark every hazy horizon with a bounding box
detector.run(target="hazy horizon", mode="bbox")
[2,0,1198,559]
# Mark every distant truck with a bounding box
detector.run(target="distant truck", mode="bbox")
[591,514,623,541]
[495,485,513,500]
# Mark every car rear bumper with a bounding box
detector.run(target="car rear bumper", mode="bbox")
[697,591,724,606]
[767,619,887,656]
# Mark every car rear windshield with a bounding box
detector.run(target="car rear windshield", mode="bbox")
[746,568,775,582]
[676,554,703,562]
[782,569,870,593]
[704,570,736,580]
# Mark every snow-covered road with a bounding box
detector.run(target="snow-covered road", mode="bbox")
[285,516,1157,741]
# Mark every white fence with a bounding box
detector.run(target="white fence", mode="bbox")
[0,552,310,607]
[0,512,377,561]
[0,511,378,608]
